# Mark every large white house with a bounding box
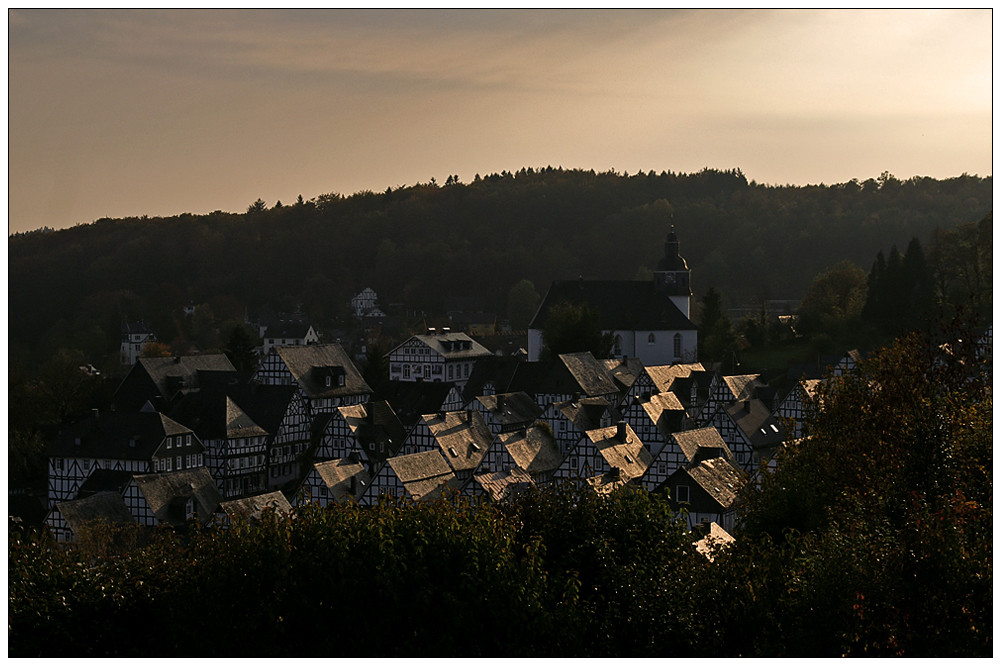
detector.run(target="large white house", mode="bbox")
[386,330,492,388]
[527,225,698,365]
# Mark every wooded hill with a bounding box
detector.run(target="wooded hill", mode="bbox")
[9,167,992,367]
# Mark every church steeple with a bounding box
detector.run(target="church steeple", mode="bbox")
[653,224,692,318]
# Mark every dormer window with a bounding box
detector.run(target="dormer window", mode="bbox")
[325,375,332,388]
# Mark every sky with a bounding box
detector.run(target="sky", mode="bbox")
[7,9,994,234]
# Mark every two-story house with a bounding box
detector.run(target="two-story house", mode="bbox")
[386,330,493,388]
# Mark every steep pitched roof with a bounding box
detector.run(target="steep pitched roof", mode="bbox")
[497,424,564,475]
[48,411,199,461]
[338,401,407,457]
[588,423,653,482]
[56,492,134,534]
[312,457,371,503]
[475,392,544,428]
[602,356,645,392]
[263,321,315,339]
[672,427,735,465]
[76,468,134,499]
[387,450,459,501]
[381,380,462,427]
[529,280,697,331]
[645,363,707,393]
[275,343,372,399]
[390,332,492,360]
[559,352,620,398]
[472,466,536,502]
[683,457,747,510]
[554,396,613,432]
[725,399,785,449]
[694,522,735,561]
[423,410,493,473]
[133,468,221,526]
[721,374,764,401]
[219,492,292,520]
[141,354,237,396]
[461,356,520,403]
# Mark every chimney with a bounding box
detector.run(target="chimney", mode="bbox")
[617,421,628,441]
[571,391,581,405]
[465,409,471,423]
[496,394,505,412]
[350,475,358,495]
[744,399,752,412]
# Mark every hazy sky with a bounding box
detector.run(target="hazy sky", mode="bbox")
[8,9,993,234]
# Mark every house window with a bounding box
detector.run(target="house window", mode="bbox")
[673,333,682,358]
[675,484,690,503]
[186,434,192,446]
[166,438,172,449]
[448,365,454,380]
[648,333,656,344]
[325,375,332,387]
[404,365,411,379]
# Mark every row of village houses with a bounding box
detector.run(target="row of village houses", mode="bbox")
[43,330,861,543]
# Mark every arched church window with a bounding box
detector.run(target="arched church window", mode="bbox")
[673,333,682,358]
[648,333,656,344]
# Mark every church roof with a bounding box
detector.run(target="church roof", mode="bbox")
[529,280,696,332]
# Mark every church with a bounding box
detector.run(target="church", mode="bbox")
[527,225,698,365]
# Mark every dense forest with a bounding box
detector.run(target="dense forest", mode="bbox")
[9,167,992,369]
[9,324,991,657]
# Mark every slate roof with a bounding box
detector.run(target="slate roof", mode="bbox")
[337,401,407,458]
[219,491,292,520]
[602,356,644,392]
[588,423,653,482]
[263,321,315,340]
[497,424,564,476]
[168,389,270,441]
[225,384,300,435]
[461,356,520,403]
[721,374,764,401]
[472,467,536,502]
[529,280,697,331]
[274,343,372,400]
[386,450,460,501]
[56,492,134,534]
[48,411,199,461]
[139,354,237,398]
[672,427,736,466]
[389,332,492,360]
[683,457,747,510]
[559,352,620,398]
[585,469,630,495]
[76,469,135,499]
[694,522,735,561]
[132,468,221,526]
[380,381,462,427]
[423,410,493,473]
[475,392,544,428]
[645,363,707,394]
[312,457,371,503]
[640,392,687,436]
[554,396,614,432]
[725,399,785,449]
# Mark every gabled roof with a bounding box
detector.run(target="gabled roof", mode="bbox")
[682,457,747,510]
[263,321,315,340]
[219,492,292,520]
[554,396,613,432]
[472,466,536,502]
[337,401,407,457]
[461,356,520,403]
[721,374,764,401]
[389,332,492,360]
[497,424,564,475]
[694,522,735,561]
[48,411,199,461]
[529,280,697,331]
[76,468,134,499]
[475,392,544,428]
[672,427,736,466]
[312,457,371,503]
[725,399,784,448]
[56,492,134,534]
[559,352,620,398]
[645,363,707,393]
[587,423,652,482]
[274,343,372,399]
[386,450,459,501]
[640,392,687,438]
[602,356,644,392]
[380,380,461,427]
[422,410,492,473]
[132,468,221,526]
[140,354,237,396]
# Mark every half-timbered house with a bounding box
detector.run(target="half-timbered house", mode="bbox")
[553,421,650,483]
[312,401,406,473]
[359,449,461,505]
[46,491,136,543]
[403,410,492,483]
[111,354,237,412]
[386,330,492,388]
[658,456,747,532]
[775,378,822,439]
[47,410,204,508]
[254,343,371,420]
[477,422,563,484]
[642,426,735,492]
[710,398,785,471]
[129,468,221,528]
[470,466,536,502]
[543,395,619,458]
[218,491,292,527]
[621,391,686,459]
[299,455,371,507]
[471,391,544,436]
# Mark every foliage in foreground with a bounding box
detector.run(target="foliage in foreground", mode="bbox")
[9,325,992,657]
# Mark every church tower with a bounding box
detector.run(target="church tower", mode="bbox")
[652,225,692,318]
